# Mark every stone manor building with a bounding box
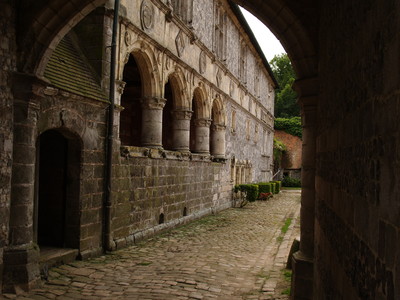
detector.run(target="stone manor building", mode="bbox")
[0,0,277,292]
[3,0,400,299]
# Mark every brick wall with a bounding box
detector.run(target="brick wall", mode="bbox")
[0,0,16,288]
[315,0,400,298]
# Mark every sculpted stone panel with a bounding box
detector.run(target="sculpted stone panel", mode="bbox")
[141,0,155,31]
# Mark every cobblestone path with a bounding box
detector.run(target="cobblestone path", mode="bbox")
[3,190,301,300]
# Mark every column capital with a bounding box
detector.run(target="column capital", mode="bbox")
[172,109,193,120]
[141,96,167,110]
[211,123,226,132]
[194,118,212,127]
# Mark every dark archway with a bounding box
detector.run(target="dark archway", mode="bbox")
[120,55,142,146]
[36,129,81,249]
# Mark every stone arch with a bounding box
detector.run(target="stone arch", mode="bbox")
[162,68,191,151]
[124,41,161,98]
[26,0,108,76]
[190,85,211,153]
[164,66,190,110]
[210,95,226,158]
[211,95,226,125]
[232,1,317,80]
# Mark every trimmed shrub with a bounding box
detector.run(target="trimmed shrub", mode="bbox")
[271,181,282,193]
[269,182,276,194]
[258,182,272,194]
[282,176,301,187]
[234,184,259,202]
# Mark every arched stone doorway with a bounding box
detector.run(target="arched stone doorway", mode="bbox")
[120,55,142,146]
[35,129,81,250]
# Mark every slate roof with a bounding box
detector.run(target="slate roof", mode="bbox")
[44,34,108,102]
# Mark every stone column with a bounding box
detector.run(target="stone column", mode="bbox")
[141,96,167,148]
[291,77,318,300]
[210,123,226,158]
[172,110,192,152]
[192,118,212,154]
[3,74,43,293]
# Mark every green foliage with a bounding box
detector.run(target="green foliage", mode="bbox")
[269,53,299,118]
[271,181,282,193]
[273,138,287,166]
[282,176,301,187]
[269,182,276,194]
[275,117,302,138]
[258,182,272,194]
[281,218,292,234]
[234,184,259,202]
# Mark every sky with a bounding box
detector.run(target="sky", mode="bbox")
[239,7,286,62]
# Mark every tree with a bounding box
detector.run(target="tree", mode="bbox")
[269,53,299,118]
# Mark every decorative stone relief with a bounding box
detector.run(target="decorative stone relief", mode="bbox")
[141,97,167,110]
[165,55,171,70]
[194,118,212,127]
[199,51,206,74]
[124,30,132,46]
[175,30,185,57]
[141,0,154,31]
[229,80,235,97]
[216,69,222,87]
[173,110,193,120]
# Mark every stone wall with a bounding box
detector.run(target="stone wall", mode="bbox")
[315,0,400,298]
[0,0,16,289]
[110,150,231,248]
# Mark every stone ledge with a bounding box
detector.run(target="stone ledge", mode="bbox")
[120,146,225,163]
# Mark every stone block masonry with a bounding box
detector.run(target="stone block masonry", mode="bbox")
[110,147,230,249]
[0,0,16,290]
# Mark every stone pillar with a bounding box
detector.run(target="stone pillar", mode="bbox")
[3,73,43,293]
[210,123,226,158]
[172,110,192,152]
[141,96,167,148]
[290,81,317,300]
[192,118,212,154]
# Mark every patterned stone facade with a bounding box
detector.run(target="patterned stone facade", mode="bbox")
[4,0,399,299]
[0,0,275,292]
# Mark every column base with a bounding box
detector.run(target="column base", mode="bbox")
[291,251,313,300]
[2,245,41,293]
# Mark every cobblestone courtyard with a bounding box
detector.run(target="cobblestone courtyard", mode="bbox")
[2,190,301,300]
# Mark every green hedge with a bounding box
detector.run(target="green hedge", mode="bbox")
[282,176,301,187]
[274,117,302,138]
[234,184,259,202]
[269,182,276,194]
[271,181,282,193]
[258,182,272,194]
